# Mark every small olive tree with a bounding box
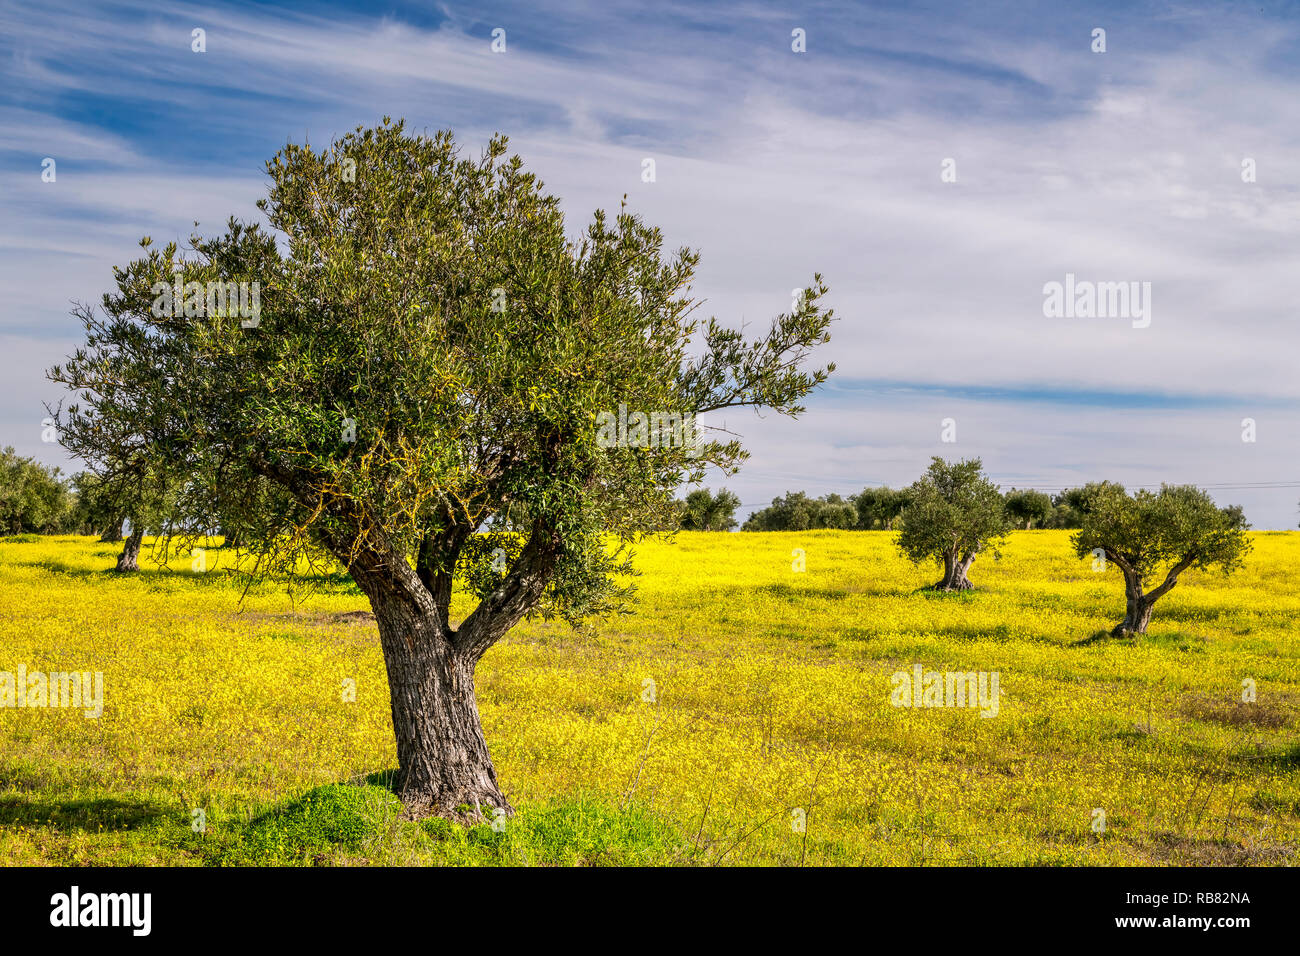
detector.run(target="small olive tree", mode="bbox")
[62,453,184,571]
[1073,484,1251,636]
[111,474,182,572]
[896,457,1012,591]
[854,486,909,530]
[49,120,835,819]
[679,488,741,531]
[741,491,856,531]
[1003,488,1052,530]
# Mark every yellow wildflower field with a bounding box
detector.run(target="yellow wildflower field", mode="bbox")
[1,530,1297,865]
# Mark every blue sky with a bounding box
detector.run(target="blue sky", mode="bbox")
[2,0,1298,526]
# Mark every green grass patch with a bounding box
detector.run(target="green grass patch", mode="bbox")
[212,784,402,865]
[203,785,683,866]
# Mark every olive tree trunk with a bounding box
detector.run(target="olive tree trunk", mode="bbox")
[343,523,556,821]
[115,527,143,572]
[936,549,976,591]
[1111,569,1159,636]
[99,516,124,543]
[371,594,509,820]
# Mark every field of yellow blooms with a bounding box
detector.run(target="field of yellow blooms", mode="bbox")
[1,530,1297,866]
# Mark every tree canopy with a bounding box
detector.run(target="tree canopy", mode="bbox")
[1072,483,1251,635]
[741,491,857,531]
[48,119,836,817]
[679,488,741,531]
[1004,488,1053,530]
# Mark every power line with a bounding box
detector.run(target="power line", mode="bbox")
[1006,481,1300,492]
[712,473,1300,491]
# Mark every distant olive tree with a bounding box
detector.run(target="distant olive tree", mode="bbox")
[1044,482,1111,529]
[679,488,741,531]
[58,453,184,571]
[742,491,855,531]
[812,493,858,530]
[112,476,182,573]
[67,472,122,541]
[854,486,910,530]
[743,491,812,531]
[1004,488,1053,530]
[896,457,1012,591]
[1073,484,1250,636]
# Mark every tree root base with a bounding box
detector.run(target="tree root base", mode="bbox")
[929,580,975,592]
[1110,625,1148,638]
[395,788,515,825]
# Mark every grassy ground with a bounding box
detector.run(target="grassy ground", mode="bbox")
[1,530,1297,866]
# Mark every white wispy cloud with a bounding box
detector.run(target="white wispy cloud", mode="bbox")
[2,0,1296,524]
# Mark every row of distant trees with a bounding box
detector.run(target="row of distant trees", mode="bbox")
[0,446,102,536]
[0,446,226,570]
[716,483,1109,533]
[682,457,1253,638]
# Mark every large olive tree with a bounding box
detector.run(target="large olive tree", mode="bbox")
[48,120,835,819]
[1073,483,1250,636]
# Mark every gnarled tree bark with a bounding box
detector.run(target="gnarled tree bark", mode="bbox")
[369,593,507,820]
[1111,570,1154,636]
[115,527,143,572]
[1106,551,1195,636]
[340,516,559,821]
[935,548,976,591]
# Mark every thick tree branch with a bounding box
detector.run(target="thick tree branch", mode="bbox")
[454,518,559,660]
[1146,551,1198,603]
